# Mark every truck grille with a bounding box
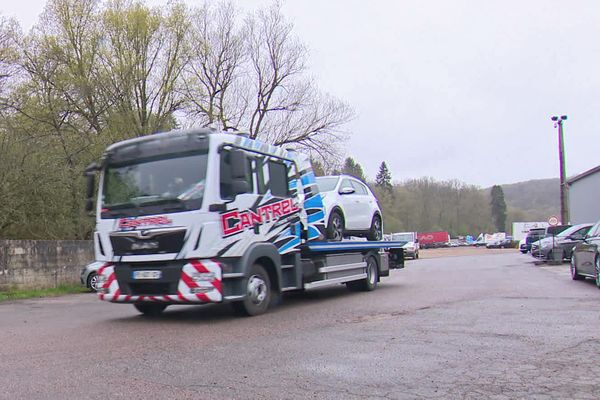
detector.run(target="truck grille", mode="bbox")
[110,228,187,256]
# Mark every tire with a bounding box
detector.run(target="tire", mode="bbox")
[134,303,167,316]
[366,215,382,241]
[327,211,344,241]
[347,256,378,292]
[232,264,272,316]
[570,256,584,281]
[595,256,600,289]
[87,272,100,292]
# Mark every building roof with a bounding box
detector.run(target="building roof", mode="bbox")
[567,164,600,185]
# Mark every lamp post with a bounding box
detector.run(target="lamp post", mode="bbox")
[551,115,568,224]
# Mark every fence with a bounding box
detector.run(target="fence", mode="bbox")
[0,240,94,290]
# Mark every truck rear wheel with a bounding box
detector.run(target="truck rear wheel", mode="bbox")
[232,264,272,316]
[347,256,378,292]
[134,303,167,316]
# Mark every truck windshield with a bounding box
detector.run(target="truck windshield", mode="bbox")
[101,151,208,217]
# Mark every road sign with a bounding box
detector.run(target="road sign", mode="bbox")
[548,216,559,226]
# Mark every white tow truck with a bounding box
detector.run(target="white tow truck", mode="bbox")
[85,128,405,316]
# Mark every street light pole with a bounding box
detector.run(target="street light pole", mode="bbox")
[551,115,568,224]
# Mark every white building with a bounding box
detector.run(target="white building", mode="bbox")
[567,165,600,224]
[512,222,549,241]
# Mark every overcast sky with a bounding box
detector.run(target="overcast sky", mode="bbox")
[3,0,599,187]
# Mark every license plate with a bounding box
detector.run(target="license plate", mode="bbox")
[132,270,162,280]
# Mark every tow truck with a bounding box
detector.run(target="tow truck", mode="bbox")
[85,128,405,316]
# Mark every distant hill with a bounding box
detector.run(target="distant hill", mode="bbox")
[484,178,560,223]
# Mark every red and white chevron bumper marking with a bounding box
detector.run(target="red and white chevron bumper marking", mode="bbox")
[97,260,223,304]
[178,259,223,302]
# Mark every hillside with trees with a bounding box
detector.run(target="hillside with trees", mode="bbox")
[329,157,561,237]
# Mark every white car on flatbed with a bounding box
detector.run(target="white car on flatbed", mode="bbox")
[315,175,383,242]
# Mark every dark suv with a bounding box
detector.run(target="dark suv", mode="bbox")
[521,228,547,253]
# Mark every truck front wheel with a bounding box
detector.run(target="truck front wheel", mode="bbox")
[232,264,272,316]
[134,303,167,316]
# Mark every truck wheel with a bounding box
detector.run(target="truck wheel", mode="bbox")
[232,264,272,316]
[570,256,584,281]
[347,256,378,292]
[134,303,167,316]
[327,211,344,241]
[366,215,382,241]
[87,272,99,292]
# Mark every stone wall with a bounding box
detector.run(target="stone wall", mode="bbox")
[0,240,94,290]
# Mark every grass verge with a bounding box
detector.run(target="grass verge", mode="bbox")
[0,284,89,303]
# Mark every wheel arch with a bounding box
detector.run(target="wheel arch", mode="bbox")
[238,243,282,294]
[328,205,345,226]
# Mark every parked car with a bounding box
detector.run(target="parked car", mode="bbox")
[80,261,104,292]
[391,232,419,259]
[486,238,513,249]
[570,219,600,287]
[519,238,528,253]
[522,228,546,253]
[316,175,383,241]
[531,223,593,261]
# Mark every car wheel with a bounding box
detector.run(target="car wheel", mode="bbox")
[327,211,344,241]
[87,272,100,292]
[570,256,584,281]
[366,215,382,241]
[134,303,167,316]
[347,256,378,292]
[595,257,600,289]
[232,264,272,316]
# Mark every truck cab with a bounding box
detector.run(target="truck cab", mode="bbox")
[86,128,403,316]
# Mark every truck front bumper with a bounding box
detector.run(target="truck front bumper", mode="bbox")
[96,260,223,304]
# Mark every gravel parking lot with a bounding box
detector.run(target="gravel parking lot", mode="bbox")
[1,250,599,399]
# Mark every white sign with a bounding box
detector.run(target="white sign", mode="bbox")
[548,216,559,226]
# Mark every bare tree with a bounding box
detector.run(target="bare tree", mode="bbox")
[181,2,353,160]
[242,3,353,158]
[181,1,245,130]
[100,0,189,136]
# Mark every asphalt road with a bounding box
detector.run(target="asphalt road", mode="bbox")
[1,250,600,399]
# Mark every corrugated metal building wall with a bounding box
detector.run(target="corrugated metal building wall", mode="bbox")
[568,165,600,224]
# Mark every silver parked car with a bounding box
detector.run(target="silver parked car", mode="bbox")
[570,219,600,287]
[80,261,104,292]
[531,223,592,261]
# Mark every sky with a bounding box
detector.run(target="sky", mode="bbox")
[2,0,599,187]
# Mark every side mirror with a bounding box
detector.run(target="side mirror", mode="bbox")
[229,149,248,179]
[339,186,355,195]
[85,198,94,212]
[84,163,98,213]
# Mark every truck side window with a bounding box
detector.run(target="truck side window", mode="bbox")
[256,157,267,194]
[268,160,289,197]
[220,150,254,199]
